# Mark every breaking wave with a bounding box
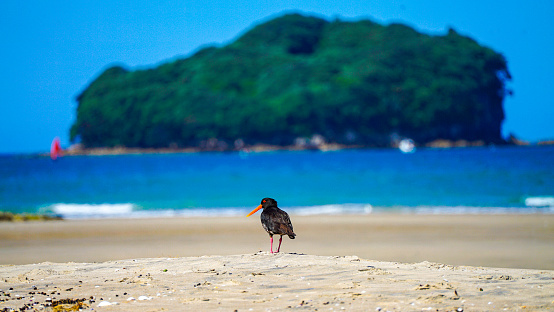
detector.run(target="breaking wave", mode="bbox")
[525,197,554,207]
[42,201,553,219]
[47,203,136,218]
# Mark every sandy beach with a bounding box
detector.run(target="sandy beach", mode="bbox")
[1,214,553,311]
[1,253,553,311]
[1,214,553,269]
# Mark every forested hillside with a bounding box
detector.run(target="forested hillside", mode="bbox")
[71,13,511,149]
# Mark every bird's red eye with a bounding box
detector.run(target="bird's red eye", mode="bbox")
[263,200,266,203]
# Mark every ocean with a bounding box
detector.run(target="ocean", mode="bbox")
[1,145,553,218]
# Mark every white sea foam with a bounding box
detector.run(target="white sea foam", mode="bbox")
[131,208,249,218]
[291,204,373,215]
[525,196,554,207]
[408,205,554,214]
[49,203,135,218]
[43,202,553,219]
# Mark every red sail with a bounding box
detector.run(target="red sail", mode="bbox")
[50,137,62,160]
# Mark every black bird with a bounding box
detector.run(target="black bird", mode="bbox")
[246,197,295,253]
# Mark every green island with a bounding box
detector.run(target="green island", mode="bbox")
[70,13,511,151]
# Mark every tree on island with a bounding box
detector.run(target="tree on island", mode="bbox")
[71,13,511,149]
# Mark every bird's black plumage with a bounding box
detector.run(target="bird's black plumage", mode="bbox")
[248,197,295,253]
[259,198,295,239]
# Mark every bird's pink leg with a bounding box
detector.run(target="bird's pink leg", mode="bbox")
[269,236,274,253]
[277,236,283,253]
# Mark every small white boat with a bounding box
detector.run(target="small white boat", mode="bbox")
[398,139,416,153]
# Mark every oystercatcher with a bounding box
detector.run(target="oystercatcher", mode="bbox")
[247,198,295,253]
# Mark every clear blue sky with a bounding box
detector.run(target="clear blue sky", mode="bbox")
[1,1,553,154]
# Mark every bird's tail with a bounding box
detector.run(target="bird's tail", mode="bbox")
[288,233,296,239]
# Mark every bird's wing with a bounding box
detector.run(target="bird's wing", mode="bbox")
[276,209,294,235]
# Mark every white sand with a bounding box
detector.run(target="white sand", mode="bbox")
[1,253,553,311]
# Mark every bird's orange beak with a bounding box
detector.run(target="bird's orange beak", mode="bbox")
[246,204,263,217]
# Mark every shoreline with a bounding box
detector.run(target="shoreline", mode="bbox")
[14,139,551,157]
[4,209,554,225]
[3,203,553,223]
[1,214,553,270]
[48,142,359,157]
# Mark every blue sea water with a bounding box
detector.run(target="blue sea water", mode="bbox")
[1,146,553,218]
